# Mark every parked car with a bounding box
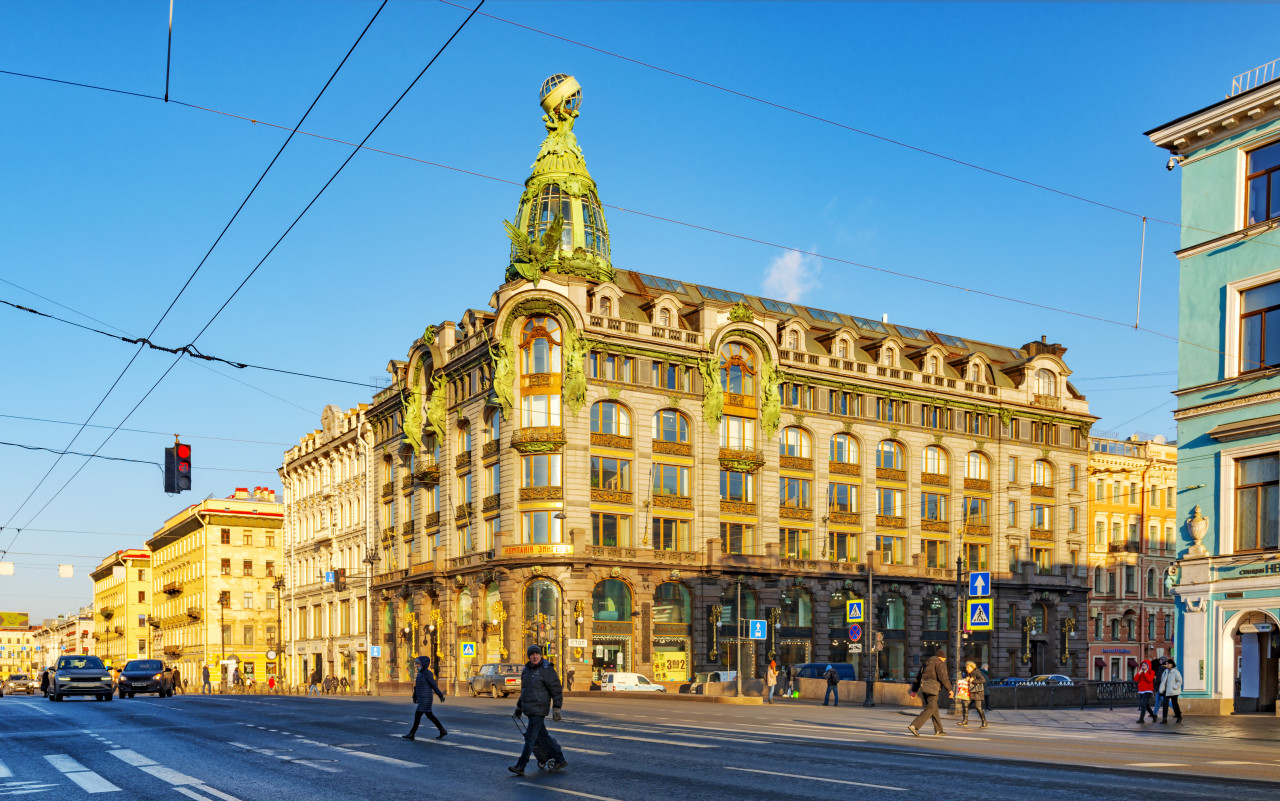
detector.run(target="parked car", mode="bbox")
[5,674,35,695]
[468,663,523,698]
[991,676,1031,686]
[792,663,858,681]
[692,671,737,684]
[49,655,114,702]
[1028,674,1075,685]
[118,659,174,698]
[601,672,665,692]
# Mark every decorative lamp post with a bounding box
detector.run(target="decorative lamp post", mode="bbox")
[272,576,285,685]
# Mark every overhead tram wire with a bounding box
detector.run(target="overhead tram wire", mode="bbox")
[4,0,488,541]
[0,1,391,553]
[0,440,277,475]
[0,414,291,446]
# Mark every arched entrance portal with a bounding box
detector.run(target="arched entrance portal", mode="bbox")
[1226,610,1279,714]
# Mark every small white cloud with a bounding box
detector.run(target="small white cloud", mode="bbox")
[762,250,822,303]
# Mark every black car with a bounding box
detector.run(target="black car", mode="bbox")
[792,662,858,681]
[118,659,174,698]
[49,655,114,702]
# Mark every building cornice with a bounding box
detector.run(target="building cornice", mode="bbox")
[1173,385,1280,421]
[1146,80,1280,154]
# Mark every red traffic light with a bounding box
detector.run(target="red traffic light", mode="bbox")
[176,443,191,459]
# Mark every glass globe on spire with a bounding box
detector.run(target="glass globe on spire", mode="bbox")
[503,74,613,287]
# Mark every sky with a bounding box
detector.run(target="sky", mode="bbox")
[1,1,1276,620]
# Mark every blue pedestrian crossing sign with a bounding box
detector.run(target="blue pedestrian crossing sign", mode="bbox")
[968,571,991,597]
[324,571,335,583]
[748,620,767,640]
[845,600,864,623]
[461,642,477,657]
[966,599,993,631]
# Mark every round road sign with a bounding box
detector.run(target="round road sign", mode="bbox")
[848,623,862,641]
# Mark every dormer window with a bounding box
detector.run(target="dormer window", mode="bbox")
[659,308,671,328]
[1034,368,1057,396]
[601,297,612,316]
[970,364,982,383]
[788,331,799,350]
[928,356,939,374]
[837,340,848,359]
[882,347,895,366]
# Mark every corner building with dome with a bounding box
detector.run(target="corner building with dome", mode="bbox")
[290,75,1097,693]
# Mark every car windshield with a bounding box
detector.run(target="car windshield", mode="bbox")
[10,674,28,680]
[125,660,164,672]
[57,657,105,670]
[499,665,520,674]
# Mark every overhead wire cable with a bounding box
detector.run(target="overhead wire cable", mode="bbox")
[0,414,292,445]
[0,440,275,474]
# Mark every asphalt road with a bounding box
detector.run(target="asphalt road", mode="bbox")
[0,690,1275,800]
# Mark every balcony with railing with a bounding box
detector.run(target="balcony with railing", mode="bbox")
[829,462,861,477]
[511,427,566,453]
[482,493,501,513]
[779,504,812,521]
[1031,484,1054,497]
[779,455,813,472]
[590,432,632,450]
[876,468,907,482]
[455,502,473,521]
[653,439,693,457]
[162,582,182,596]
[591,488,633,505]
[585,313,702,347]
[382,481,394,497]
[719,448,764,473]
[414,460,440,486]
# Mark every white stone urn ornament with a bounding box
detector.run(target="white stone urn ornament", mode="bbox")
[1187,505,1209,556]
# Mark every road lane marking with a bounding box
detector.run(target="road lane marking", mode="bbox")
[42,756,119,794]
[725,766,906,791]
[445,731,612,756]
[1128,762,1188,767]
[186,785,244,801]
[106,750,153,767]
[556,730,716,748]
[333,749,422,768]
[526,787,624,801]
[0,763,9,779]
[0,780,61,796]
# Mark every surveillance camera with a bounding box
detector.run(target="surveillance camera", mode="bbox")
[1166,156,1180,171]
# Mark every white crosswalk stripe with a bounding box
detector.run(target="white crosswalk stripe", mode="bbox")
[41,755,119,794]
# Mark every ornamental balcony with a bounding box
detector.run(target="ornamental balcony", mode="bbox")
[1032,394,1062,409]
[921,520,949,533]
[779,505,812,521]
[1030,528,1054,541]
[402,519,417,538]
[455,502,473,521]
[483,441,500,459]
[162,582,182,596]
[875,515,907,529]
[719,448,764,473]
[186,607,202,620]
[382,481,394,497]
[876,468,906,482]
[1109,541,1141,554]
[99,606,114,620]
[964,478,991,492]
[828,510,860,526]
[512,427,566,454]
[829,462,861,477]
[456,451,472,470]
[921,472,949,487]
[1031,485,1054,497]
[719,500,757,516]
[483,493,501,513]
[423,511,440,529]
[519,486,563,501]
[590,432,633,450]
[401,475,413,491]
[962,524,991,536]
[779,456,813,472]
[414,461,440,486]
[652,494,693,511]
[652,439,693,457]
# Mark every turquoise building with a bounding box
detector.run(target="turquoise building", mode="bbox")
[1147,67,1280,716]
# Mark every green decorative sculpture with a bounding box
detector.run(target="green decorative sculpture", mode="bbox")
[490,338,515,421]
[426,373,447,442]
[563,327,591,415]
[402,381,424,459]
[422,325,437,345]
[729,302,754,323]
[504,214,565,287]
[760,357,782,440]
[698,356,723,432]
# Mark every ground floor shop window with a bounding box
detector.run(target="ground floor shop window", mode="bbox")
[652,639,690,681]
[876,638,905,680]
[777,639,811,666]
[592,636,631,682]
[722,639,755,677]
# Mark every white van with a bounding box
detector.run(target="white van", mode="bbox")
[600,672,666,692]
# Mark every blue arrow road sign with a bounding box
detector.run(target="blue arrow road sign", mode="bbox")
[370,646,382,658]
[324,571,335,584]
[969,571,991,597]
[848,623,862,642]
[748,620,767,640]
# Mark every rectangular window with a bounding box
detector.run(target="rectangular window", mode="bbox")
[590,353,633,383]
[1009,545,1020,572]
[1031,503,1051,531]
[920,492,948,522]
[1069,464,1078,491]
[1095,480,1105,502]
[137,613,146,629]
[875,398,905,423]
[1032,547,1052,575]
[876,488,904,518]
[828,482,858,513]
[243,592,253,609]
[521,511,563,544]
[483,517,497,551]
[520,394,561,428]
[1031,422,1046,444]
[265,560,275,577]
[780,528,811,559]
[1245,139,1280,226]
[266,592,276,610]
[1008,456,1019,484]
[242,533,253,547]
[522,453,562,487]
[1068,506,1078,533]
[1124,565,1137,593]
[877,535,906,565]
[720,470,754,503]
[922,539,948,568]
[1165,487,1174,508]
[829,391,855,416]
[827,530,858,563]
[651,362,691,392]
[720,415,755,449]
[1235,453,1280,551]
[137,569,145,581]
[381,500,393,530]
[652,518,690,551]
[266,534,275,547]
[652,464,691,497]
[962,497,989,526]
[1111,521,1122,543]
[720,523,756,555]
[1242,281,1280,371]
[1129,483,1138,504]
[779,477,812,509]
[1112,482,1122,503]
[963,543,988,571]
[590,456,631,491]
[220,528,231,545]
[1150,486,1160,507]
[965,412,989,437]
[1128,523,1139,544]
[458,473,473,504]
[243,560,253,576]
[1007,500,1017,527]
[137,590,145,603]
[243,626,254,647]
[591,512,631,547]
[485,462,500,496]
[220,558,231,576]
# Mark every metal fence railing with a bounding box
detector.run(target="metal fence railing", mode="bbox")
[987,680,1138,711]
[1232,58,1280,97]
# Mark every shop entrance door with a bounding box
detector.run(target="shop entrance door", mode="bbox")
[1234,620,1279,714]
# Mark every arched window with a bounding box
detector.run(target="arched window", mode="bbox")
[876,440,904,470]
[592,579,632,621]
[591,401,631,436]
[970,363,982,383]
[659,307,671,327]
[1035,368,1057,396]
[923,445,948,475]
[966,451,990,480]
[928,356,939,374]
[719,343,756,395]
[923,595,950,631]
[1032,460,1053,487]
[830,433,859,465]
[600,296,612,316]
[837,340,848,359]
[882,347,896,366]
[787,331,799,350]
[1146,568,1157,597]
[652,409,690,444]
[653,582,691,624]
[485,583,500,624]
[780,427,812,458]
[1029,603,1048,635]
[780,587,813,628]
[720,585,758,625]
[527,183,573,248]
[582,190,610,257]
[458,593,474,627]
[458,420,472,452]
[521,317,562,375]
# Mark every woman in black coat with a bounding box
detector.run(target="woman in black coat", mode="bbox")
[959,660,987,728]
[402,656,447,740]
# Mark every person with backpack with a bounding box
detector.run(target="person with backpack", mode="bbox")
[822,665,840,706]
[510,645,566,776]
[1135,660,1157,723]
[1159,658,1183,723]
[908,649,953,737]
[402,656,447,740]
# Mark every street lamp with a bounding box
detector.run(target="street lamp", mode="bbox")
[217,592,229,693]
[272,576,285,687]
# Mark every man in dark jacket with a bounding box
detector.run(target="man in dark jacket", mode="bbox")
[510,645,566,776]
[908,649,953,736]
[822,665,840,706]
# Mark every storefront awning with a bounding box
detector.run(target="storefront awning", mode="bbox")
[1127,658,1138,667]
[1094,657,1105,666]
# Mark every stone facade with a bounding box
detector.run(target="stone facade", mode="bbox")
[90,548,153,669]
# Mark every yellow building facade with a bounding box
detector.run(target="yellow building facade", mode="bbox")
[90,549,153,669]
[148,488,284,687]
[0,627,38,676]
[1087,434,1178,680]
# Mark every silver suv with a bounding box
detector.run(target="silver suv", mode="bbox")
[5,674,35,694]
[49,655,114,702]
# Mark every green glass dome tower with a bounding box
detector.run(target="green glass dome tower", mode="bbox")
[504,74,614,285]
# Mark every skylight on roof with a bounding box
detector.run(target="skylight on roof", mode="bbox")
[1008,348,1023,360]
[849,315,888,333]
[936,333,967,348]
[760,298,796,315]
[639,274,687,294]
[894,325,927,341]
[696,285,746,304]
[806,307,843,324]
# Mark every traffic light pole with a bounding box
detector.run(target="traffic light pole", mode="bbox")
[863,548,875,707]
[951,555,963,715]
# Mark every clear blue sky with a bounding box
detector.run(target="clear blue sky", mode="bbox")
[1,1,1274,619]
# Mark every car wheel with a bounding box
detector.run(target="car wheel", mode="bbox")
[104,693,113,702]
[490,685,500,699]
[468,684,477,697]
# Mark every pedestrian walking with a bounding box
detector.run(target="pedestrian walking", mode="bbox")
[268,675,276,694]
[778,663,791,700]
[201,664,212,694]
[980,662,992,712]
[1159,659,1183,723]
[309,671,320,695]
[172,668,183,695]
[232,667,242,693]
[401,656,447,741]
[908,648,953,737]
[1151,656,1168,713]
[509,644,567,776]
[566,666,575,691]
[1135,660,1157,723]
[958,661,988,728]
[766,661,778,704]
[340,676,350,694]
[821,664,840,706]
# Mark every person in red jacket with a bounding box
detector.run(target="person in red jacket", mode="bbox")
[1135,660,1157,723]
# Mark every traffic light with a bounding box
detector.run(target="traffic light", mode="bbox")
[335,568,347,592]
[164,440,192,493]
